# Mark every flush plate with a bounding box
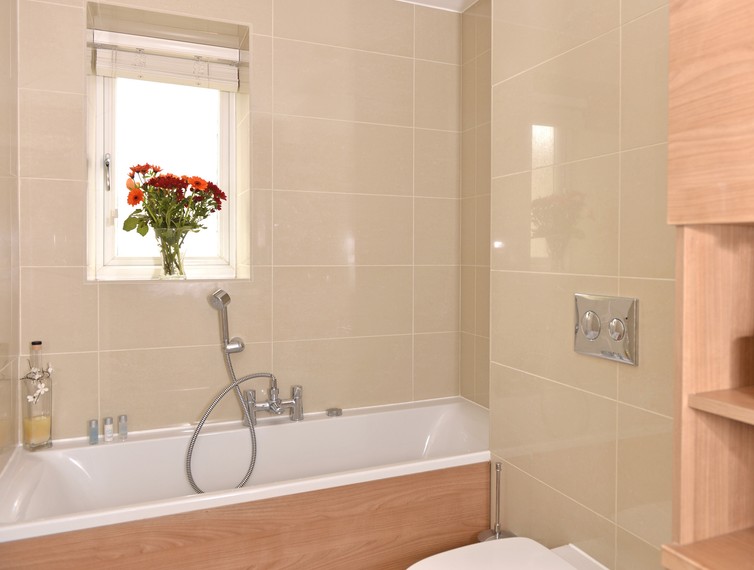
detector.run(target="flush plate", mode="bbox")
[574,294,638,365]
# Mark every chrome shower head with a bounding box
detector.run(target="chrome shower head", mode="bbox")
[208,289,244,354]
[209,289,231,310]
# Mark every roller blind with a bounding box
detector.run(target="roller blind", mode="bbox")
[90,30,240,92]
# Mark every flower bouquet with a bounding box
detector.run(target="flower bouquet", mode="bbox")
[123,163,227,278]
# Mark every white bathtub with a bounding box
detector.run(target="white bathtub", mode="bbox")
[0,397,489,543]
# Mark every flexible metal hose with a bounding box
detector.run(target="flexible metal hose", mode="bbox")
[185,351,276,494]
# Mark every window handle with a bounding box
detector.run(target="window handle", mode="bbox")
[104,153,111,192]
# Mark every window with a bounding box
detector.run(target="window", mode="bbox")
[86,5,249,280]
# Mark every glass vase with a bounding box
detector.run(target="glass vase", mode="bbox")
[154,227,188,279]
[22,376,52,450]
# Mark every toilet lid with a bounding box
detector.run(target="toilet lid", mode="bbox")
[408,538,578,569]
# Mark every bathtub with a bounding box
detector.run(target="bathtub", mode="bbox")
[0,397,489,545]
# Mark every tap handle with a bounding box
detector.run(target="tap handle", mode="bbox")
[291,385,304,421]
[246,389,256,406]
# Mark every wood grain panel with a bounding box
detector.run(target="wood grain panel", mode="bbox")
[662,527,754,570]
[0,462,489,570]
[668,0,754,224]
[689,386,754,425]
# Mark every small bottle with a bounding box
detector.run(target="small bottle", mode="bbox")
[22,340,53,451]
[103,417,113,442]
[118,415,128,441]
[30,341,43,370]
[88,419,98,445]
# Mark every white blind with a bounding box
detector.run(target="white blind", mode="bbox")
[90,30,240,92]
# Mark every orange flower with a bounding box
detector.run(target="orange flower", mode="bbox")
[126,177,137,191]
[188,176,208,191]
[127,187,144,206]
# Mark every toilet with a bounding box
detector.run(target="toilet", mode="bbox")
[408,537,606,569]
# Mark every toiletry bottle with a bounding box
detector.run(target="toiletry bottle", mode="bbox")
[118,414,128,441]
[21,340,53,450]
[103,417,114,442]
[88,419,98,445]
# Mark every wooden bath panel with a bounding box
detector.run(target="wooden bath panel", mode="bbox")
[0,462,490,569]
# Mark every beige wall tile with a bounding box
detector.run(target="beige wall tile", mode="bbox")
[272,191,413,266]
[461,196,476,266]
[414,332,459,400]
[44,352,98,440]
[475,266,489,337]
[475,51,491,127]
[273,115,413,196]
[416,5,461,64]
[274,38,413,126]
[620,144,673,279]
[621,0,668,25]
[19,1,84,93]
[492,32,620,177]
[460,266,476,334]
[415,198,460,265]
[0,365,12,456]
[274,0,413,57]
[19,90,85,180]
[237,189,251,267]
[416,60,461,131]
[492,0,619,84]
[273,266,412,341]
[491,271,619,397]
[273,335,412,411]
[474,334,489,407]
[462,57,476,129]
[460,332,475,400]
[617,404,672,548]
[616,529,663,570]
[491,365,617,518]
[251,112,272,189]
[251,34,272,114]
[475,194,490,266]
[19,179,86,267]
[251,189,272,266]
[415,266,459,333]
[490,173,531,270]
[621,7,668,150]
[475,122,491,195]
[461,128,476,197]
[20,267,98,354]
[497,458,616,568]
[414,128,460,199]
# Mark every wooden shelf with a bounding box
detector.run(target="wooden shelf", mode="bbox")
[688,387,754,426]
[662,527,754,570]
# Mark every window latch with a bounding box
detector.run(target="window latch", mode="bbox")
[104,153,111,192]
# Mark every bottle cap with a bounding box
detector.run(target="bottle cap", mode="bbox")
[88,419,98,428]
[104,417,113,425]
[118,414,127,422]
[31,341,42,347]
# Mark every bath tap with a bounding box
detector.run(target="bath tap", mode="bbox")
[246,376,303,425]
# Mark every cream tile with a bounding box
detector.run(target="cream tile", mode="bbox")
[415,5,461,64]
[19,179,85,267]
[274,38,413,126]
[0,368,12,453]
[460,265,476,334]
[621,7,668,150]
[415,198,459,265]
[416,60,461,131]
[491,365,617,518]
[618,278,674,416]
[469,0,491,57]
[474,334,489,407]
[498,459,616,568]
[620,145,673,279]
[273,266,412,341]
[462,61,476,131]
[272,335,412,411]
[19,1,84,93]
[616,530,663,570]
[274,0,413,57]
[251,112,272,190]
[475,123,491,195]
[273,115,413,196]
[475,193,490,266]
[476,51,491,127]
[42,352,98,440]
[492,32,620,177]
[251,34,272,114]
[414,332,459,399]
[461,128,476,197]
[492,0,619,84]
[475,266,489,337]
[237,189,251,267]
[19,90,86,180]
[251,189,272,266]
[414,129,460,199]
[20,267,97,354]
[617,404,673,548]
[415,266,459,333]
[461,197,476,266]
[622,0,668,24]
[99,269,272,350]
[272,191,413,266]
[461,6,477,65]
[460,332,475,400]
[236,106,251,191]
[490,271,619,397]
[491,174,531,270]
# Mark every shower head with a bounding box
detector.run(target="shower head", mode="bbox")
[208,289,244,354]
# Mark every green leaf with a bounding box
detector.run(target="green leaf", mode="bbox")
[137,221,149,236]
[122,215,139,232]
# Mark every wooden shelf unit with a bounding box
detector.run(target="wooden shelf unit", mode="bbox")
[688,387,754,426]
[662,527,754,570]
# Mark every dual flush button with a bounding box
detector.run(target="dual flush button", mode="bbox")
[574,294,637,365]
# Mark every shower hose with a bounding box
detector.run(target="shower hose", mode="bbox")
[185,351,276,494]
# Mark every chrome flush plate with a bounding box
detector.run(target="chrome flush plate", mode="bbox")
[574,294,638,365]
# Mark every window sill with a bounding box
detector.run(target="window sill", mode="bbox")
[88,263,248,282]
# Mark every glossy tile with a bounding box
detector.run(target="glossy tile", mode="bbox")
[274,0,414,57]
[620,145,673,279]
[273,115,413,196]
[617,404,673,547]
[414,332,459,400]
[474,334,489,407]
[492,31,620,177]
[251,112,272,189]
[491,365,617,517]
[273,335,412,411]
[461,197,476,265]
[476,51,491,126]
[461,128,476,197]
[622,0,668,24]
[492,0,619,84]
[475,266,489,337]
[621,6,668,150]
[44,352,98,440]
[251,188,272,266]
[274,38,413,126]
[273,266,412,341]
[618,278,674,417]
[236,189,251,267]
[415,266,459,333]
[462,55,477,129]
[616,529,663,570]
[415,60,461,131]
[414,128,460,199]
[460,332,475,400]
[251,34,272,114]
[415,5,462,64]
[475,122,491,195]
[415,198,460,265]
[19,179,86,267]
[475,193,491,266]
[460,266,476,334]
[272,191,413,266]
[490,271,619,397]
